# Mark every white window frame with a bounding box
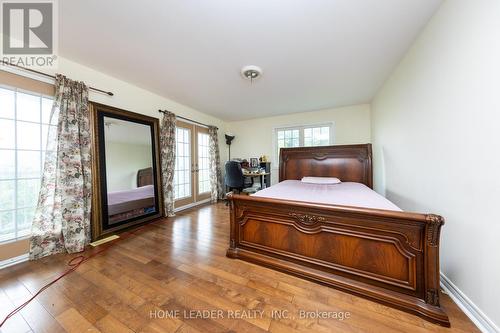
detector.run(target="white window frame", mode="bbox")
[173,126,192,200]
[0,83,54,243]
[272,122,334,165]
[197,131,211,195]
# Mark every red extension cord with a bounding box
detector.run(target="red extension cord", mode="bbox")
[0,238,118,328]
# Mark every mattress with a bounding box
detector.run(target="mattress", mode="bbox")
[107,185,155,216]
[252,180,401,211]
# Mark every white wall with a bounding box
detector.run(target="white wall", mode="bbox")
[105,142,152,192]
[227,104,371,184]
[51,57,229,165]
[371,0,500,329]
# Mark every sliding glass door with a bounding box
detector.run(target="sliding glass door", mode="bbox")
[173,121,211,209]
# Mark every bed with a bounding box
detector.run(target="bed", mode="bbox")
[107,168,156,223]
[226,144,449,326]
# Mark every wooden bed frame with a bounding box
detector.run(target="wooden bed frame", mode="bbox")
[137,167,153,187]
[226,144,450,326]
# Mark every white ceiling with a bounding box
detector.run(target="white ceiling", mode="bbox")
[60,0,442,121]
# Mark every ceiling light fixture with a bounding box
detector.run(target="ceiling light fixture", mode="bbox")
[241,65,262,83]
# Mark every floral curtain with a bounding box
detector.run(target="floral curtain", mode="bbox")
[160,111,176,216]
[208,126,224,202]
[30,75,91,260]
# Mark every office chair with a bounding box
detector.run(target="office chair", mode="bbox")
[224,161,246,194]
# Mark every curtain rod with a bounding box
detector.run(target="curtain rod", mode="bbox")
[158,109,218,130]
[0,60,114,96]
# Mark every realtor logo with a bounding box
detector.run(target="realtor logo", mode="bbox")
[1,0,58,67]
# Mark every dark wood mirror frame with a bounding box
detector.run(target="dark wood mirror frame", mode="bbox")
[90,102,164,240]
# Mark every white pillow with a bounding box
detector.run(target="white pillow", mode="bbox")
[301,177,341,185]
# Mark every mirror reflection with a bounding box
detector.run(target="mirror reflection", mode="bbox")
[103,117,156,224]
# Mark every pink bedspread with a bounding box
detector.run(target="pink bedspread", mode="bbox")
[108,185,154,205]
[253,180,401,211]
[107,185,155,215]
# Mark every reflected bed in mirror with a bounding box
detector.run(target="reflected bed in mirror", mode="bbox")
[104,118,155,224]
[91,103,163,240]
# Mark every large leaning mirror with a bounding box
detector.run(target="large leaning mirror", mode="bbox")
[91,103,163,240]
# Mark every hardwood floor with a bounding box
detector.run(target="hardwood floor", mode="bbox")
[0,203,479,333]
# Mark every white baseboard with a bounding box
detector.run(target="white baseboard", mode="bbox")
[174,198,212,213]
[440,272,499,333]
[0,253,29,270]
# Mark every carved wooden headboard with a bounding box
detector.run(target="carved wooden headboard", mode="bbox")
[279,144,373,188]
[137,167,153,187]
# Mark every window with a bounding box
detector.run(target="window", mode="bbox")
[277,128,299,151]
[0,86,54,243]
[275,123,333,162]
[304,126,330,146]
[173,127,191,200]
[197,132,210,194]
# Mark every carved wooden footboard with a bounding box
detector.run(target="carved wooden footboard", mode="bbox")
[226,195,449,326]
[225,144,449,326]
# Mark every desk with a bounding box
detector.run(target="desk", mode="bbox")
[242,172,270,189]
